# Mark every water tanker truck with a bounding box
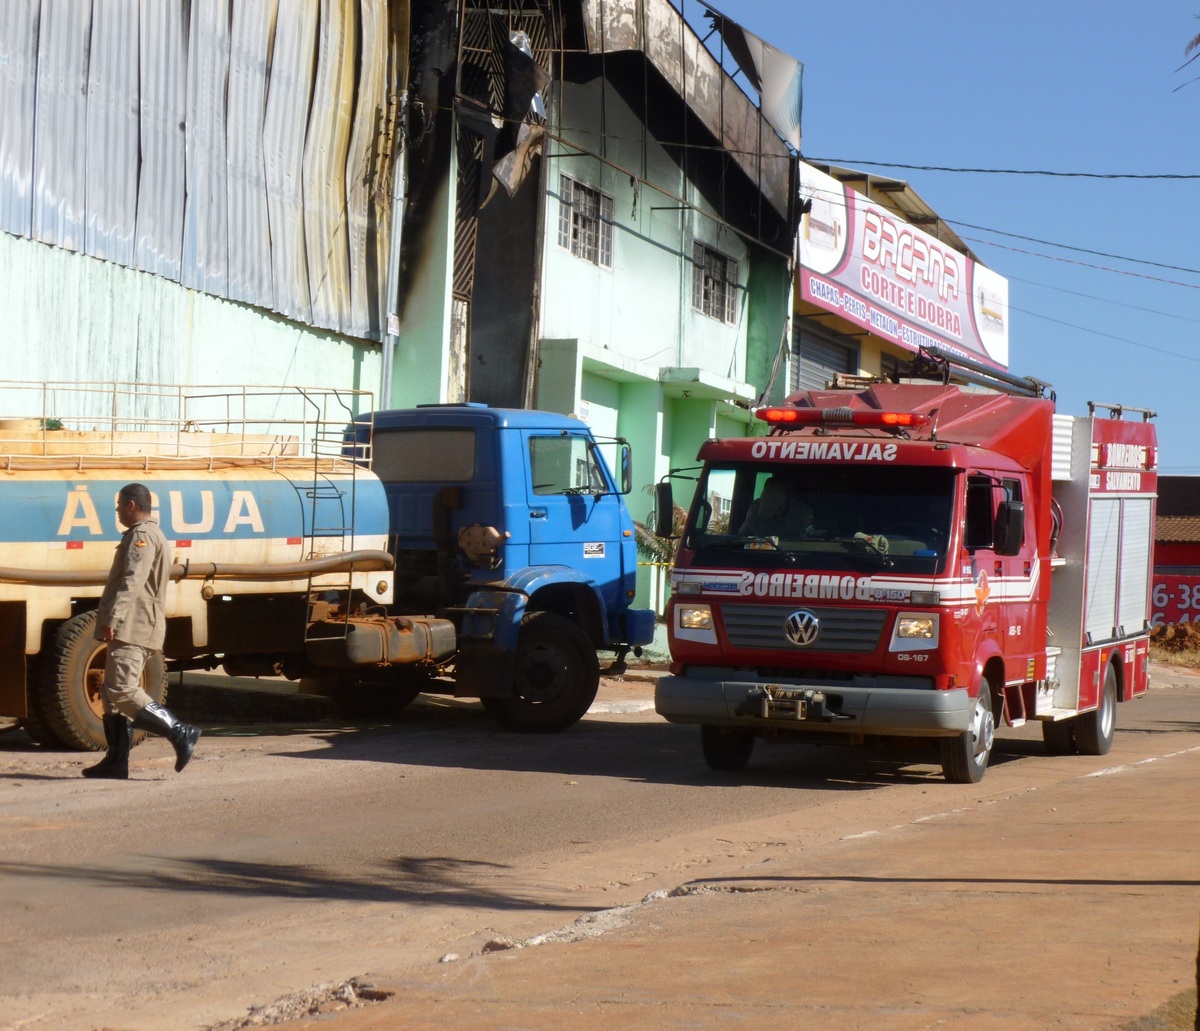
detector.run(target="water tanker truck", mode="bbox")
[0,381,653,750]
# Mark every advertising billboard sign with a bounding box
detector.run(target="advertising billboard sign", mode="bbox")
[799,164,1010,369]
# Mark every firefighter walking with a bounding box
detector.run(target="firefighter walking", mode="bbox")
[82,482,200,780]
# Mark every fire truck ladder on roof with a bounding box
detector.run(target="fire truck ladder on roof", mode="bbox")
[299,389,369,647]
[904,346,1054,400]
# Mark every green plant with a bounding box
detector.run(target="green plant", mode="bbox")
[633,502,687,563]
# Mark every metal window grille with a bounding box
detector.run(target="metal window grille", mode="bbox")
[692,243,739,323]
[558,174,612,268]
[724,255,739,322]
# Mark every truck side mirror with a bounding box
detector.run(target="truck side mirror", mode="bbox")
[653,481,675,538]
[994,500,1025,555]
[617,442,632,495]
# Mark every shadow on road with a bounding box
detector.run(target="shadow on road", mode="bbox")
[7,681,1192,794]
[0,847,607,912]
[249,700,1040,793]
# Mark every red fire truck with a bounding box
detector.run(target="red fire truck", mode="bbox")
[653,352,1157,783]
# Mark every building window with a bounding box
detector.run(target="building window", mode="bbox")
[692,243,739,323]
[558,174,613,268]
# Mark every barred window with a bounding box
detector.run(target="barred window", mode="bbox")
[692,243,740,323]
[558,174,614,268]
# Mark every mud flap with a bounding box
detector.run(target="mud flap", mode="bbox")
[453,645,515,699]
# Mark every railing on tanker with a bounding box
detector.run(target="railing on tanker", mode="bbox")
[0,381,374,469]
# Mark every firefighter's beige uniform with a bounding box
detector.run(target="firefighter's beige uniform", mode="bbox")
[94,517,169,718]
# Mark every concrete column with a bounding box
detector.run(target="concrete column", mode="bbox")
[534,339,583,415]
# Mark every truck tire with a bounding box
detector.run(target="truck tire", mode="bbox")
[489,611,599,733]
[18,654,58,746]
[940,679,995,784]
[1073,663,1117,756]
[39,610,168,751]
[700,724,755,771]
[1041,718,1076,755]
[325,670,426,719]
[18,704,56,746]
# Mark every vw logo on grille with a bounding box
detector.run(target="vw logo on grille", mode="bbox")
[783,609,820,647]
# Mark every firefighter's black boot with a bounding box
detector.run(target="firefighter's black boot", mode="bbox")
[81,714,131,780]
[132,701,201,773]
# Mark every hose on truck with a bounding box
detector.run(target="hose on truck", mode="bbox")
[0,549,395,586]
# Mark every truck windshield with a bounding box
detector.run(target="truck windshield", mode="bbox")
[685,463,955,574]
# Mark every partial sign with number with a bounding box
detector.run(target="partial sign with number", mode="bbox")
[1151,575,1200,626]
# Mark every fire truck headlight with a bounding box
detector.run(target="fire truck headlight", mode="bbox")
[891,613,939,652]
[898,616,936,639]
[675,604,717,645]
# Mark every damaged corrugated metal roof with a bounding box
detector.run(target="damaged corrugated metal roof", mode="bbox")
[0,0,400,340]
[579,0,794,228]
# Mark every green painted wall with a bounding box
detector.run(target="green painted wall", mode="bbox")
[0,231,378,402]
[619,380,666,609]
[745,250,793,406]
[390,154,457,407]
[541,78,753,380]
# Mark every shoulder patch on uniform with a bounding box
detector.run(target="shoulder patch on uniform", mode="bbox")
[134,539,147,548]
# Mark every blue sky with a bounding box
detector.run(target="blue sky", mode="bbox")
[687,1,1200,472]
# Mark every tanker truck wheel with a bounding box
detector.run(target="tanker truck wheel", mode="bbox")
[322,669,427,719]
[940,677,996,784]
[17,654,57,746]
[489,611,599,733]
[18,703,56,746]
[39,610,168,751]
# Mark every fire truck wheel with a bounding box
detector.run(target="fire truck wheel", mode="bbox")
[1074,663,1117,756]
[492,611,599,733]
[940,679,996,784]
[39,610,168,751]
[700,725,756,771]
[1041,718,1077,755]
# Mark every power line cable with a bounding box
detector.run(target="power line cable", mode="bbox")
[1008,303,1200,365]
[800,180,1200,286]
[957,236,1200,291]
[947,220,1200,278]
[804,157,1200,180]
[1004,273,1200,326]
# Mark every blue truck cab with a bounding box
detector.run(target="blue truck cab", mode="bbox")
[368,403,655,731]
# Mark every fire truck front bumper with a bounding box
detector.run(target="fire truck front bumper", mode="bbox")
[654,671,974,738]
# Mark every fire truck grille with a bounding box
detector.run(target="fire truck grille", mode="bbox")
[721,604,887,653]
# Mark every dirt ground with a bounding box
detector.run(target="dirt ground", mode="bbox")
[1149,621,1200,655]
[2,670,1198,1031]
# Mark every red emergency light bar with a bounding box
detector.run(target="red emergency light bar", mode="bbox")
[755,406,931,430]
